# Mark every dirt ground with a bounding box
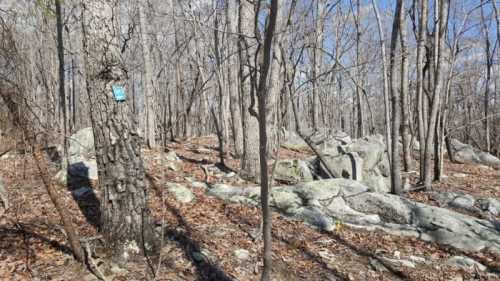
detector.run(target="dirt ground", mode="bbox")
[0,136,498,281]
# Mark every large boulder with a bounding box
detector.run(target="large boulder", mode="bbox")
[166,182,195,203]
[207,180,500,256]
[451,139,500,168]
[346,192,413,224]
[341,134,386,171]
[68,127,95,162]
[59,127,99,181]
[429,191,475,211]
[274,159,313,184]
[318,152,364,181]
[477,198,500,216]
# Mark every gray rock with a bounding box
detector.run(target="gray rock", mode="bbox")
[377,154,391,177]
[346,192,413,224]
[380,257,416,268]
[164,151,179,162]
[370,258,389,272]
[478,198,500,216]
[274,159,313,183]
[451,139,500,168]
[191,181,208,189]
[167,182,195,203]
[362,170,391,193]
[319,152,364,181]
[341,135,386,171]
[68,127,95,161]
[53,169,68,186]
[233,249,250,261]
[430,191,475,210]
[446,256,486,271]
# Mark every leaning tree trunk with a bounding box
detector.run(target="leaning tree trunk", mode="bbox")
[81,0,157,260]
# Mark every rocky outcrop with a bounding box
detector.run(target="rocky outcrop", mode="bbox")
[281,130,391,192]
[206,179,500,257]
[166,182,195,203]
[66,127,98,181]
[451,139,500,169]
[274,159,313,184]
[313,134,391,192]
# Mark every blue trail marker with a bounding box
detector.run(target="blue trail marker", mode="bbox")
[112,85,126,102]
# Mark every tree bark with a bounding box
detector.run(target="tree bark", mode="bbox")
[389,0,404,194]
[256,2,279,279]
[81,0,157,260]
[227,0,244,157]
[138,1,156,149]
[239,0,260,181]
[416,0,428,181]
[372,0,392,164]
[423,0,449,190]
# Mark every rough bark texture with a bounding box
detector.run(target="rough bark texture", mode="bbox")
[238,0,260,181]
[81,0,157,261]
[372,0,392,164]
[227,0,243,157]
[389,0,404,194]
[399,8,412,172]
[138,2,156,149]
[423,0,449,190]
[257,2,279,279]
[416,0,428,180]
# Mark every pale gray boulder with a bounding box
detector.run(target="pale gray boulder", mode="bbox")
[166,182,195,203]
[274,159,313,183]
[318,152,364,181]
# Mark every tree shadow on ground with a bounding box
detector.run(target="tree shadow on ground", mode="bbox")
[0,224,73,255]
[146,173,234,281]
[65,162,101,229]
[325,232,413,281]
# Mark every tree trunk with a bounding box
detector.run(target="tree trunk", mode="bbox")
[416,0,428,180]
[423,0,449,190]
[227,0,244,157]
[372,0,392,163]
[138,2,156,149]
[81,0,157,260]
[389,0,404,194]
[399,9,412,172]
[256,2,278,279]
[238,0,260,181]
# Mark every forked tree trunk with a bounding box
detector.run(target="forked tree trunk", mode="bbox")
[81,0,157,260]
[423,0,449,190]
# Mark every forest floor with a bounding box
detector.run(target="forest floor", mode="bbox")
[0,135,499,281]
